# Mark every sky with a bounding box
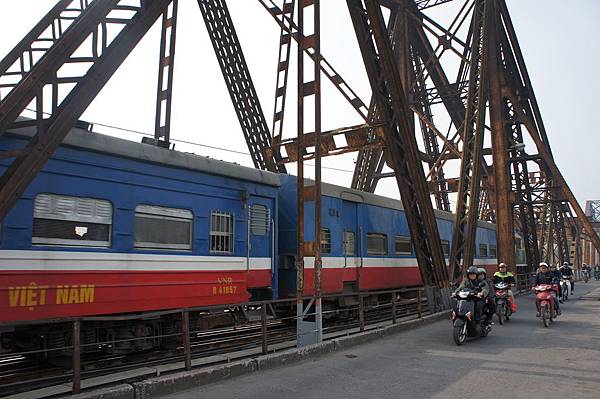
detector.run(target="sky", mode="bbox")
[0,0,598,208]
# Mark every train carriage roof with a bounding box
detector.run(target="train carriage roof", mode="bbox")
[318,179,496,230]
[5,119,495,230]
[6,119,281,187]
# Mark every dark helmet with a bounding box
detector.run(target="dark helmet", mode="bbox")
[477,267,487,276]
[467,266,479,275]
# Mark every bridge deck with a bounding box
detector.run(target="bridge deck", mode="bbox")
[162,282,600,399]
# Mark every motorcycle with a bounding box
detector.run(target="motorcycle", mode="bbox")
[494,282,512,325]
[559,279,569,302]
[534,284,557,328]
[595,270,600,281]
[451,288,491,345]
[582,270,590,283]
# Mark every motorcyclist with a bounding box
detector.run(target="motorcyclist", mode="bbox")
[534,262,561,315]
[559,262,574,293]
[478,268,494,321]
[594,265,600,280]
[454,266,488,322]
[582,263,591,273]
[549,264,563,303]
[582,263,591,280]
[492,263,517,312]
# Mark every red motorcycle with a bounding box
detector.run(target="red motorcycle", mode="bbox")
[534,284,557,327]
[494,282,512,324]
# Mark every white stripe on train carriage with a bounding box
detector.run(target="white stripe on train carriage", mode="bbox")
[298,257,498,269]
[0,250,271,271]
[0,250,498,272]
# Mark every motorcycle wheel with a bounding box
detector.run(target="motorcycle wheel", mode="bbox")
[480,322,490,338]
[453,323,467,346]
[496,304,505,325]
[542,306,550,328]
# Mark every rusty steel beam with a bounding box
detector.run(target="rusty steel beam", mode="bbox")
[259,0,369,122]
[585,200,600,223]
[495,24,540,272]
[197,0,285,173]
[153,0,179,146]
[347,0,449,294]
[506,100,540,272]
[274,123,385,163]
[448,0,488,282]
[0,0,173,223]
[350,8,400,194]
[410,35,450,211]
[381,0,457,9]
[0,0,122,135]
[0,0,73,89]
[487,0,515,272]
[295,0,323,346]
[410,14,466,129]
[351,0,472,196]
[269,0,295,149]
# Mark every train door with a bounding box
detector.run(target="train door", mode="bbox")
[247,197,275,297]
[341,200,360,283]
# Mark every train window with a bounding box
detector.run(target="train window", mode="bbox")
[210,211,234,254]
[321,228,332,254]
[367,233,387,256]
[395,236,413,255]
[489,245,497,257]
[250,204,270,235]
[33,193,112,247]
[343,231,355,256]
[479,244,488,257]
[134,205,193,250]
[441,240,450,256]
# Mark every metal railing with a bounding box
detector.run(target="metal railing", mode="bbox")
[0,287,431,396]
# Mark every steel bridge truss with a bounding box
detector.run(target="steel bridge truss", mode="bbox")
[0,0,598,300]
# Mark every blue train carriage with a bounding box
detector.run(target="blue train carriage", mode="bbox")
[277,174,498,298]
[0,122,279,352]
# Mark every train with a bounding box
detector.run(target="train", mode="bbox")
[0,123,498,353]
